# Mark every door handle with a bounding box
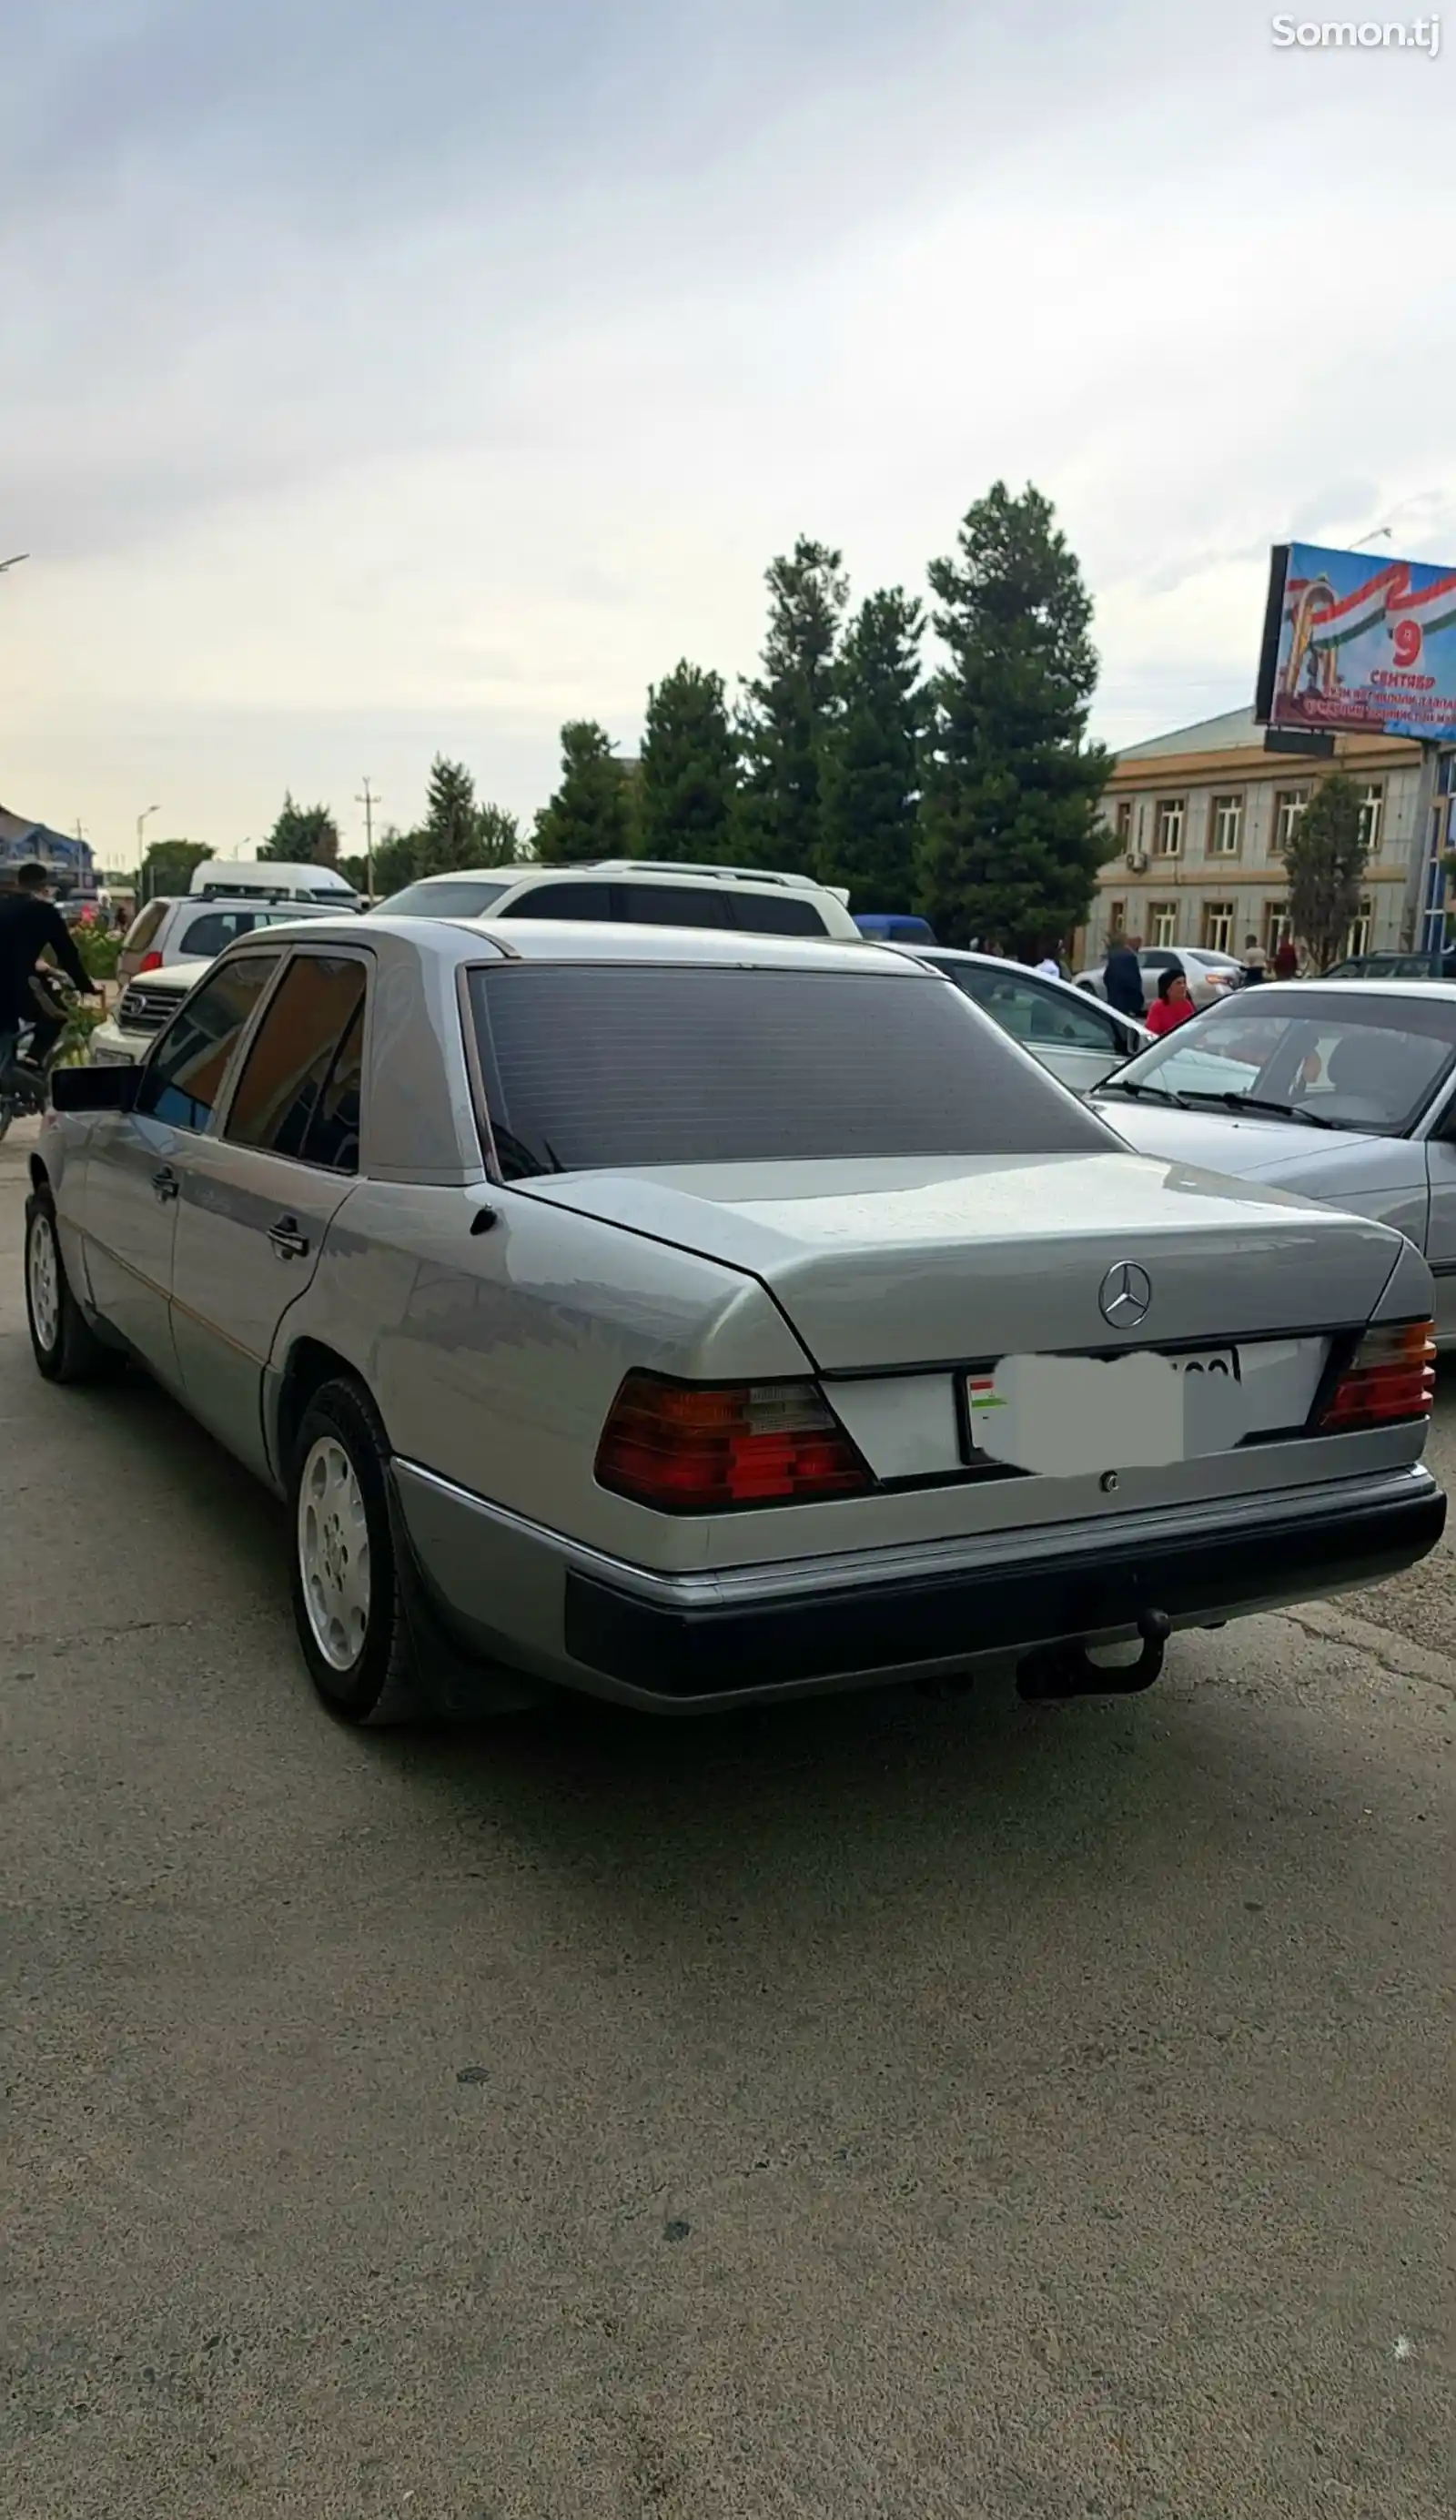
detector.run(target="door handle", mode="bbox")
[152,1166,178,1204]
[268,1215,310,1260]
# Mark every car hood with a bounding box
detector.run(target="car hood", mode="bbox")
[1092,1099,1387,1179]
[518,1151,1404,1371]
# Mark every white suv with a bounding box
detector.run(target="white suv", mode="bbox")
[117,890,339,985]
[370,860,862,940]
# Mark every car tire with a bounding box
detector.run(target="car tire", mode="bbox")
[288,1376,422,1726]
[24,1189,123,1384]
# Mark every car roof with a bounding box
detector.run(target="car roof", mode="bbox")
[391,862,844,900]
[1208,977,1456,1007]
[281,913,911,977]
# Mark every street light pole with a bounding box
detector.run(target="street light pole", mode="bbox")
[136,805,159,861]
[357,778,379,899]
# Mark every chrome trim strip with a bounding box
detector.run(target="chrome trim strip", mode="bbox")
[392,1456,1439,1613]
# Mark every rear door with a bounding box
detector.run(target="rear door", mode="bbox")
[169,949,369,1479]
[81,953,281,1381]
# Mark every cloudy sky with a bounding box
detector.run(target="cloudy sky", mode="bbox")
[2,0,1451,865]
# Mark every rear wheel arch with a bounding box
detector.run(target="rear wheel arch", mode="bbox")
[275,1335,387,1474]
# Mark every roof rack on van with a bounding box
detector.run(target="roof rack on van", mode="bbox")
[583,859,851,906]
[197,883,297,903]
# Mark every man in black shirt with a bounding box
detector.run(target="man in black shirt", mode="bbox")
[0,863,96,1080]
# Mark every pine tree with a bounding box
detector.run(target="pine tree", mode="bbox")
[258,792,341,865]
[637,662,737,862]
[415,754,480,875]
[735,537,847,873]
[534,722,632,864]
[916,483,1110,953]
[817,589,924,903]
[1282,771,1369,970]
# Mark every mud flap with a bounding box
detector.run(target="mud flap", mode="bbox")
[384,1469,547,1721]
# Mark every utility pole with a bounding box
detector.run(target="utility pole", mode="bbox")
[357,778,379,898]
[0,552,28,575]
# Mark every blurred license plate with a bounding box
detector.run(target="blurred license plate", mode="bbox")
[965,1345,1243,1473]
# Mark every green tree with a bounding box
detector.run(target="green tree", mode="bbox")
[817,588,924,902]
[140,837,210,902]
[473,801,523,866]
[369,825,420,896]
[637,662,737,861]
[533,721,632,863]
[915,482,1110,954]
[258,792,341,865]
[414,754,480,874]
[735,537,848,873]
[1283,772,1369,970]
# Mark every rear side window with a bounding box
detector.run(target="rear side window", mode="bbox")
[223,955,368,1168]
[179,908,266,956]
[136,955,281,1132]
[468,966,1113,1177]
[617,885,728,928]
[498,882,615,919]
[729,894,828,936]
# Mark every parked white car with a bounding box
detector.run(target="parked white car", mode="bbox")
[370,860,862,940]
[117,891,340,985]
[89,964,202,1064]
[1077,945,1242,1013]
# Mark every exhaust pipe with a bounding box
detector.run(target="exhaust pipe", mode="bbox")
[1016,1609,1170,1703]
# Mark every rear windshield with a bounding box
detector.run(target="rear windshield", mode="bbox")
[467,966,1114,1176]
[377,878,511,919]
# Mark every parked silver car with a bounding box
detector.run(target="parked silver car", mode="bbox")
[1091,979,1456,1345]
[25,919,1443,1726]
[901,949,1148,1093]
[1077,945,1242,1013]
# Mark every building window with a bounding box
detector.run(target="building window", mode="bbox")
[1200,901,1236,954]
[1208,794,1243,856]
[1105,897,1127,940]
[1148,901,1179,947]
[1262,899,1293,953]
[1153,797,1185,857]
[1344,897,1374,959]
[1274,787,1309,852]
[1358,782,1384,851]
[1114,799,1133,845]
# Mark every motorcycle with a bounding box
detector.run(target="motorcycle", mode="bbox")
[0,972,77,1143]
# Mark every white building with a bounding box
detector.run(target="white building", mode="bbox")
[1080,707,1431,966]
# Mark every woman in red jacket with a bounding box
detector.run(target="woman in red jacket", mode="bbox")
[1146,968,1198,1036]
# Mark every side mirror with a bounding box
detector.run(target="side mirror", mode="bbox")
[50,1063,139,1114]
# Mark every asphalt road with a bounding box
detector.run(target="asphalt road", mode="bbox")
[3,1126,1452,2520]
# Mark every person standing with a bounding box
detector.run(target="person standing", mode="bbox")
[1240,932,1269,986]
[1273,936,1299,981]
[1145,968,1197,1036]
[1103,931,1146,1017]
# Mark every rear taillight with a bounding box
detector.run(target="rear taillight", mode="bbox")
[1320,1321,1436,1432]
[595,1373,871,1511]
[136,950,163,973]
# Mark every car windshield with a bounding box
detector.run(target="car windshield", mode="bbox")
[1097,990,1456,1135]
[375,878,511,919]
[467,965,1117,1176]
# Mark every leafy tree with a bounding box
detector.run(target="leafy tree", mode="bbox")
[1283,771,1369,970]
[258,792,340,865]
[413,754,480,875]
[369,825,419,896]
[735,537,848,873]
[339,854,370,892]
[533,721,632,863]
[637,662,737,861]
[140,837,210,901]
[915,482,1110,954]
[817,588,924,903]
[473,801,523,866]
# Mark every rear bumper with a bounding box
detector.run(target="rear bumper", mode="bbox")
[393,1457,1444,1715]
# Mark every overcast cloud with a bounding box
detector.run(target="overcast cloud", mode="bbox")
[2,0,1451,860]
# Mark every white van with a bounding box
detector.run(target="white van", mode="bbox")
[188,859,359,907]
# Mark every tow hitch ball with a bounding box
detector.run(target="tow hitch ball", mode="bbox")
[1016,1609,1171,1703]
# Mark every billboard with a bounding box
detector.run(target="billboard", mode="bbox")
[1256,541,1456,744]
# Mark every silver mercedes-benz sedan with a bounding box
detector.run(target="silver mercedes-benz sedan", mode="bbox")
[25,918,1444,1726]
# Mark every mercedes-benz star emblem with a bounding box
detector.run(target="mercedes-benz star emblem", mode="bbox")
[1098,1260,1152,1329]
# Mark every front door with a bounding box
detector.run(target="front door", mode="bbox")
[170,951,369,1478]
[79,953,282,1381]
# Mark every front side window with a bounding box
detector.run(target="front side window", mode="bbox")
[1100,993,1456,1137]
[467,966,1115,1177]
[136,955,281,1132]
[179,908,265,957]
[223,955,368,1168]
